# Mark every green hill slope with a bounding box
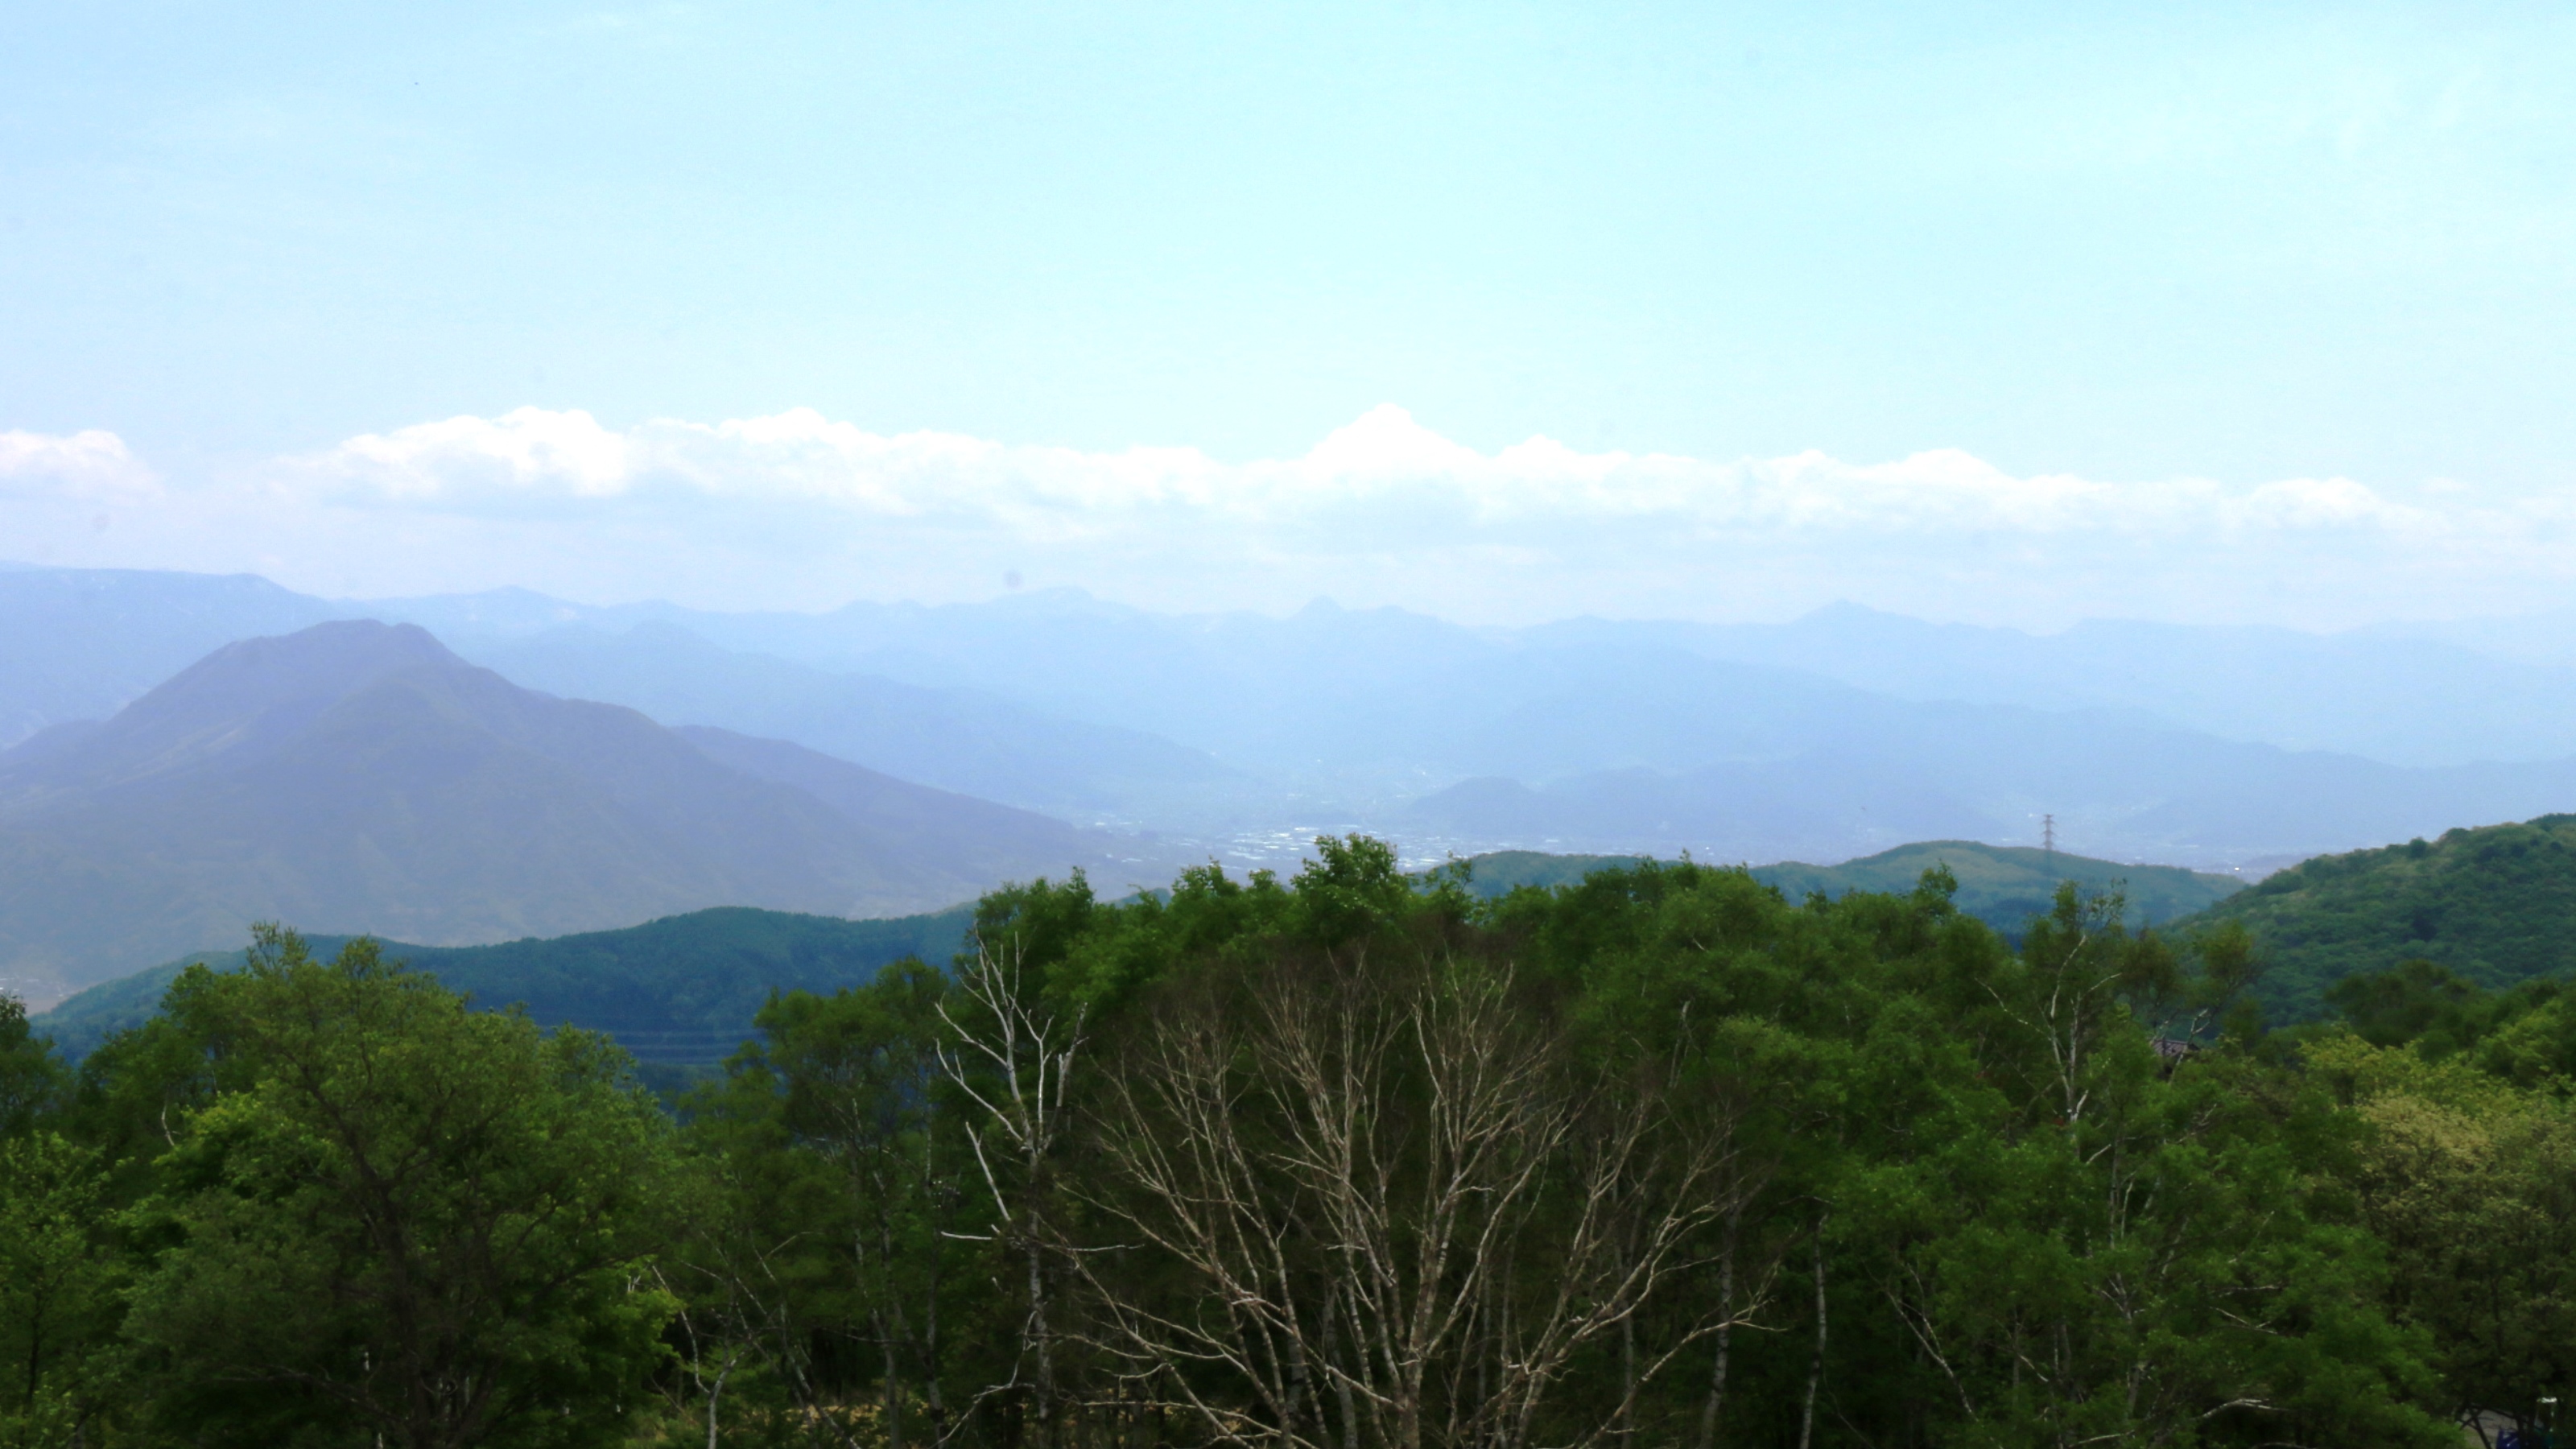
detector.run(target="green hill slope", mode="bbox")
[1752,840,2243,929]
[1459,851,1655,894]
[33,903,973,1063]
[1463,841,2242,933]
[40,842,2239,1066]
[2178,814,2576,1022]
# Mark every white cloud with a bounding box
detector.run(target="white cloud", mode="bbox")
[310,408,640,503]
[0,429,159,501]
[6,406,2571,627]
[295,402,2460,543]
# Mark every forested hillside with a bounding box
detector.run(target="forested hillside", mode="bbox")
[34,904,973,1063]
[1752,838,2239,926]
[2182,813,2576,1019]
[39,840,2233,1067]
[1467,840,2240,929]
[10,837,2566,1447]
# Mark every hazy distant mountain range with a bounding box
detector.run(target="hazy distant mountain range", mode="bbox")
[6,562,2576,971]
[378,581,2576,770]
[463,621,1246,824]
[0,617,1126,1003]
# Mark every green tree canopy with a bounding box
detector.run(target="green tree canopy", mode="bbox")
[118,928,682,1449]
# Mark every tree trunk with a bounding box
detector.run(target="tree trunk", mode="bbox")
[1620,1310,1637,1449]
[1026,1232,1053,1447]
[881,1309,904,1449]
[1695,1205,1744,1449]
[1323,1285,1358,1449]
[1798,1220,1829,1449]
[926,1249,947,1444]
[703,1349,733,1449]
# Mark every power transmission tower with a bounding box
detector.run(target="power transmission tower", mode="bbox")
[2042,814,2056,859]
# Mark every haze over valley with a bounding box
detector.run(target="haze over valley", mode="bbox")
[8,558,2576,1004]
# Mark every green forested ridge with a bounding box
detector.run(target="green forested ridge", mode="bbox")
[33,904,973,1063]
[11,836,2571,1447]
[1451,848,1654,893]
[2179,813,2576,1021]
[35,840,2231,1066]
[1463,839,2241,929]
[1747,837,2240,926]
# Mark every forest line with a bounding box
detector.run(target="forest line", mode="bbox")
[4,836,2568,1448]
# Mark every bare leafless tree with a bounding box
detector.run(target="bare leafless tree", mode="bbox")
[1073,945,1773,1449]
[939,933,1088,1447]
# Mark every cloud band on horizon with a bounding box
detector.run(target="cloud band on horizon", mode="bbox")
[2,406,2567,629]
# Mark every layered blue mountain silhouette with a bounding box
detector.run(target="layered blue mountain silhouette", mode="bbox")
[0,618,1109,1001]
[9,561,2576,1007]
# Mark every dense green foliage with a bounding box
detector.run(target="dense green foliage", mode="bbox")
[4,929,684,1447]
[2279,956,2576,1433]
[2304,954,2576,1088]
[11,839,2575,1447]
[35,905,974,1063]
[2186,814,2576,1019]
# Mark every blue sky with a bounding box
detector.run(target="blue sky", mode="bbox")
[2,2,2572,624]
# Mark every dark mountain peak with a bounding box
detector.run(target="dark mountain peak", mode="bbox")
[0,621,477,803]
[0,619,1123,1001]
[142,617,455,708]
[191,617,458,677]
